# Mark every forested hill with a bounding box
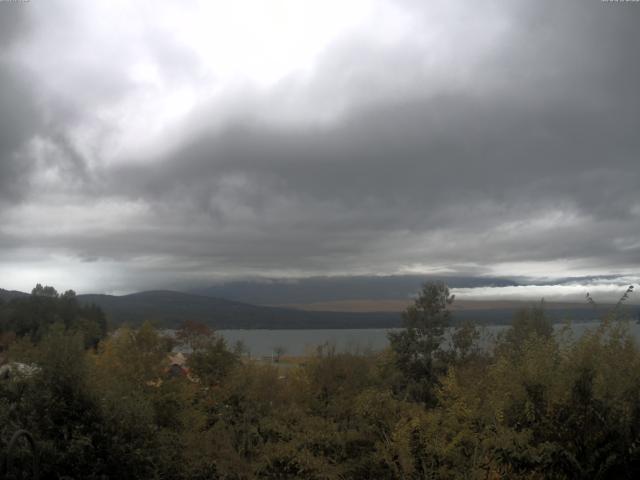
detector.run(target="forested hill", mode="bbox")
[76,290,639,329]
[3,287,637,330]
[76,290,402,329]
[0,288,29,302]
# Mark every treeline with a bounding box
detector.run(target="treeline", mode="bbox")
[0,283,639,479]
[0,284,107,349]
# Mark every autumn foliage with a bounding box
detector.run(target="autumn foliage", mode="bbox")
[0,284,639,479]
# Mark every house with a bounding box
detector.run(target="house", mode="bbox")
[167,352,189,378]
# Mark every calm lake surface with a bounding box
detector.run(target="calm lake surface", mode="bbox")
[218,321,640,357]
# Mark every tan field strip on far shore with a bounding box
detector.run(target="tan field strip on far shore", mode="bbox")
[269,299,602,313]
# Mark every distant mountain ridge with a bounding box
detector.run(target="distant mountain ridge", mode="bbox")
[76,290,401,329]
[191,275,520,304]
[75,290,640,329]
[0,288,29,302]
[2,287,637,330]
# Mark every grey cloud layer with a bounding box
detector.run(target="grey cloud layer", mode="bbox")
[0,6,38,202]
[0,0,639,291]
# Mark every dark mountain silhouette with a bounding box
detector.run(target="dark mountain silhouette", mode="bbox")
[77,290,634,329]
[0,288,29,302]
[192,275,519,305]
[2,287,636,330]
[76,290,401,329]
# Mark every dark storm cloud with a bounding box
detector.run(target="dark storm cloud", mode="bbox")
[73,1,640,271]
[0,6,38,201]
[0,0,639,292]
[0,5,97,204]
[0,68,35,200]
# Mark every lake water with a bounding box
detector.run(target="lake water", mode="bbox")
[218,321,640,357]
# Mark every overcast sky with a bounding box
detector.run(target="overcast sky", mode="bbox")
[0,0,639,299]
